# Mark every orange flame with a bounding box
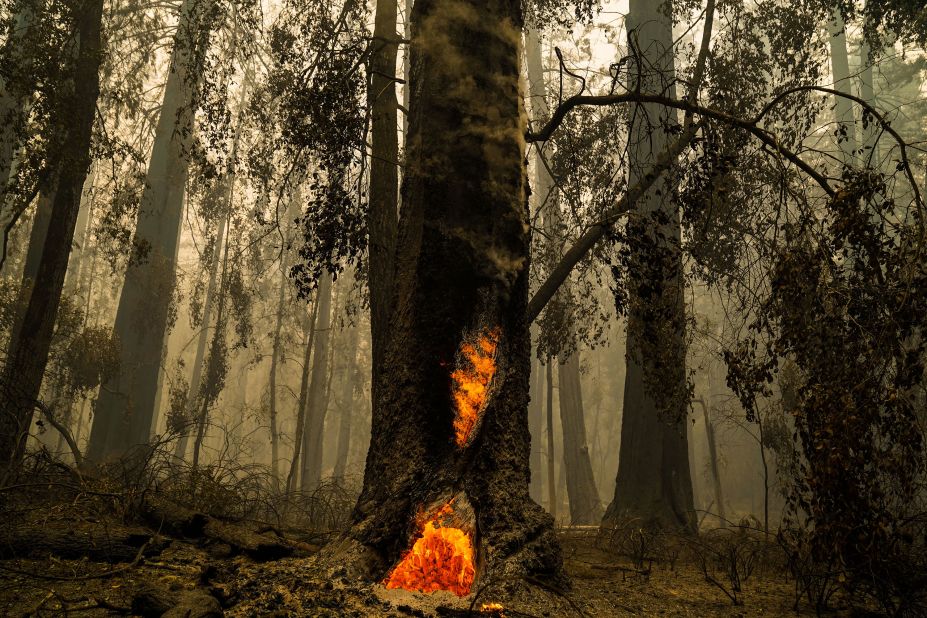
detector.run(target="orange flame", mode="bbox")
[481,602,506,615]
[384,502,475,596]
[452,327,500,447]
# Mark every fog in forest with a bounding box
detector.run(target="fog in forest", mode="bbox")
[0,0,925,615]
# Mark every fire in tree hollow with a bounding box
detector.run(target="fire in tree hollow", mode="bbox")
[384,500,476,596]
[452,327,500,447]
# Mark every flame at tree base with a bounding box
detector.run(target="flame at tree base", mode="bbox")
[384,501,475,596]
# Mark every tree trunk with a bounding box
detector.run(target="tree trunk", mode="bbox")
[333,319,360,479]
[190,204,232,471]
[174,203,227,461]
[285,300,319,495]
[545,358,557,521]
[299,273,333,491]
[528,352,543,503]
[0,0,103,472]
[603,0,696,532]
[87,0,216,461]
[320,0,562,586]
[828,8,858,166]
[557,353,602,524]
[368,0,400,375]
[525,24,601,526]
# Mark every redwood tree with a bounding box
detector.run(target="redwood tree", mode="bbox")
[320,0,562,583]
[0,0,104,472]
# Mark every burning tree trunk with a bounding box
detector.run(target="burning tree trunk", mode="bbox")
[319,0,562,590]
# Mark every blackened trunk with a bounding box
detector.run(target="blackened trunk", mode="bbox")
[604,0,696,532]
[322,0,562,584]
[368,0,400,374]
[87,0,215,461]
[0,0,103,471]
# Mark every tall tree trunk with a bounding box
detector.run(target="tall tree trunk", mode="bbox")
[545,357,557,521]
[525,24,600,525]
[321,0,562,585]
[299,273,333,492]
[285,299,319,495]
[268,192,301,482]
[0,0,104,472]
[333,323,360,479]
[603,0,696,532]
[528,352,543,502]
[174,207,228,461]
[368,0,400,375]
[190,208,232,471]
[87,0,216,461]
[557,353,602,524]
[829,8,858,166]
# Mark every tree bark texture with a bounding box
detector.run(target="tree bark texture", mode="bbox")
[368,0,400,375]
[323,0,563,585]
[0,0,103,472]
[87,0,215,461]
[604,0,696,532]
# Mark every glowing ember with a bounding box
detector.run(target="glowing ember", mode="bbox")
[384,501,476,596]
[452,327,500,447]
[481,602,505,615]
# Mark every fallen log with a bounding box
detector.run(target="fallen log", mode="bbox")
[141,497,293,562]
[0,522,167,562]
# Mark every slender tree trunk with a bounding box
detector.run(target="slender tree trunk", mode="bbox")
[333,323,360,479]
[696,397,725,527]
[604,0,696,532]
[525,24,600,525]
[190,210,231,471]
[285,300,319,495]
[545,358,557,522]
[829,8,858,166]
[0,0,104,472]
[87,0,216,461]
[300,273,333,491]
[174,208,228,460]
[528,352,543,502]
[322,0,562,585]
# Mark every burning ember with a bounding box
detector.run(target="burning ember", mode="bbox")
[481,602,506,615]
[452,327,500,447]
[384,501,476,596]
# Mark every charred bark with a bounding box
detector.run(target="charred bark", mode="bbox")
[0,1,103,472]
[320,0,562,586]
[603,0,696,532]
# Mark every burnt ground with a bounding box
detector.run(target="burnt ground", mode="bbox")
[0,523,851,617]
[0,464,853,617]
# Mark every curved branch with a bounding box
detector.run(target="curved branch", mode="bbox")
[527,124,700,322]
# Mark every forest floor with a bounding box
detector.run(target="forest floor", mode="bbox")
[0,463,852,617]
